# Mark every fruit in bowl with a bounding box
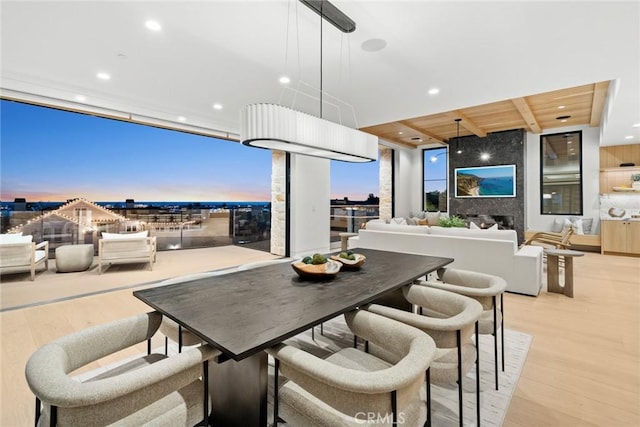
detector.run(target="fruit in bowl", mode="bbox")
[330,251,366,269]
[301,253,328,265]
[292,253,341,278]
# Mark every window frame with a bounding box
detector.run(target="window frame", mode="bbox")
[539,130,583,216]
[422,147,448,212]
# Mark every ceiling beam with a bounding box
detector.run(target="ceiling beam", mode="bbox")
[444,111,487,137]
[398,120,445,144]
[590,81,609,127]
[512,97,542,133]
[379,137,418,149]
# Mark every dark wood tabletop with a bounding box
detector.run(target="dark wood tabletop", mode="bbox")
[134,248,452,361]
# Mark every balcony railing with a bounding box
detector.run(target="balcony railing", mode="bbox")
[1,202,377,252]
[330,204,379,241]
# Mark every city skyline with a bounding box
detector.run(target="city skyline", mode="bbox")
[0,100,379,203]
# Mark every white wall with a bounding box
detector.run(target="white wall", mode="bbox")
[289,154,331,257]
[393,147,422,217]
[525,125,601,233]
[399,128,601,234]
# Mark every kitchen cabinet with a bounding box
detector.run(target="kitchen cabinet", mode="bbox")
[601,220,640,255]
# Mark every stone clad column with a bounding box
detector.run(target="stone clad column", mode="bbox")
[379,148,393,222]
[271,151,286,256]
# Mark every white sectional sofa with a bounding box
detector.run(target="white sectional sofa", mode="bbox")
[351,221,543,296]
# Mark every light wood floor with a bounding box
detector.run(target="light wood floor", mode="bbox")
[1,249,638,426]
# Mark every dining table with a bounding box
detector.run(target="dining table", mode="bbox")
[134,248,453,426]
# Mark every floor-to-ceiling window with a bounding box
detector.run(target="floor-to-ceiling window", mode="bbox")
[0,99,272,251]
[423,147,448,212]
[330,158,380,240]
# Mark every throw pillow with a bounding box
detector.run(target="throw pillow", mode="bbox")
[571,218,584,235]
[552,218,565,233]
[417,218,428,226]
[487,223,498,230]
[391,217,407,225]
[571,216,593,234]
[560,218,584,235]
[469,222,480,230]
[426,211,440,226]
[406,217,417,226]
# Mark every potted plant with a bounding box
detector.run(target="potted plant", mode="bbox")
[632,173,640,190]
[437,215,467,228]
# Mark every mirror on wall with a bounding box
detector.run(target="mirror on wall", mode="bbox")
[540,131,583,215]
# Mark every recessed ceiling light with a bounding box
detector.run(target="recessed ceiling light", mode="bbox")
[567,140,572,144]
[178,116,186,122]
[398,131,403,135]
[213,103,223,110]
[633,123,640,128]
[279,76,290,84]
[625,136,633,139]
[558,105,566,109]
[427,88,440,95]
[145,20,162,31]
[96,72,111,80]
[480,153,490,160]
[75,95,86,102]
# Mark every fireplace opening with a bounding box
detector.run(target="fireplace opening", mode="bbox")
[455,214,514,230]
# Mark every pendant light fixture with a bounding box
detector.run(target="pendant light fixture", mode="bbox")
[454,118,463,154]
[240,0,378,163]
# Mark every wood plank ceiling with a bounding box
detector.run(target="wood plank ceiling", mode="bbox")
[361,81,610,148]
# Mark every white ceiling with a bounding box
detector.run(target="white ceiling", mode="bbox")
[1,1,638,147]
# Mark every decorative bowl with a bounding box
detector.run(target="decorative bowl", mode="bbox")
[329,253,367,269]
[291,259,342,279]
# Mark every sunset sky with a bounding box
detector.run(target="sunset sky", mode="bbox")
[0,100,378,203]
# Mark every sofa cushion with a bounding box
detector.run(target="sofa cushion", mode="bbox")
[102,231,148,239]
[429,226,517,245]
[0,233,31,244]
[365,222,430,234]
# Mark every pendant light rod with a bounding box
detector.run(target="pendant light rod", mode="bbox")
[320,0,323,119]
[299,0,356,33]
[455,118,462,154]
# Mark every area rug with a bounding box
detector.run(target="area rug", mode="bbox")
[279,316,531,427]
[75,315,531,427]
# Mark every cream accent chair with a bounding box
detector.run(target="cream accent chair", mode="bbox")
[366,285,483,427]
[25,311,219,427]
[268,309,437,426]
[0,233,49,280]
[420,268,507,391]
[98,231,156,274]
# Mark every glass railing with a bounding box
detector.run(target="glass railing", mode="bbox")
[0,202,271,255]
[330,204,379,241]
[1,200,378,252]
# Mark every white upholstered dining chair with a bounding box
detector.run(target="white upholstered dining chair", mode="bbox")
[268,309,437,426]
[366,285,483,427]
[25,311,219,427]
[419,267,507,390]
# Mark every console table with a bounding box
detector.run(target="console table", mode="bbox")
[134,248,453,426]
